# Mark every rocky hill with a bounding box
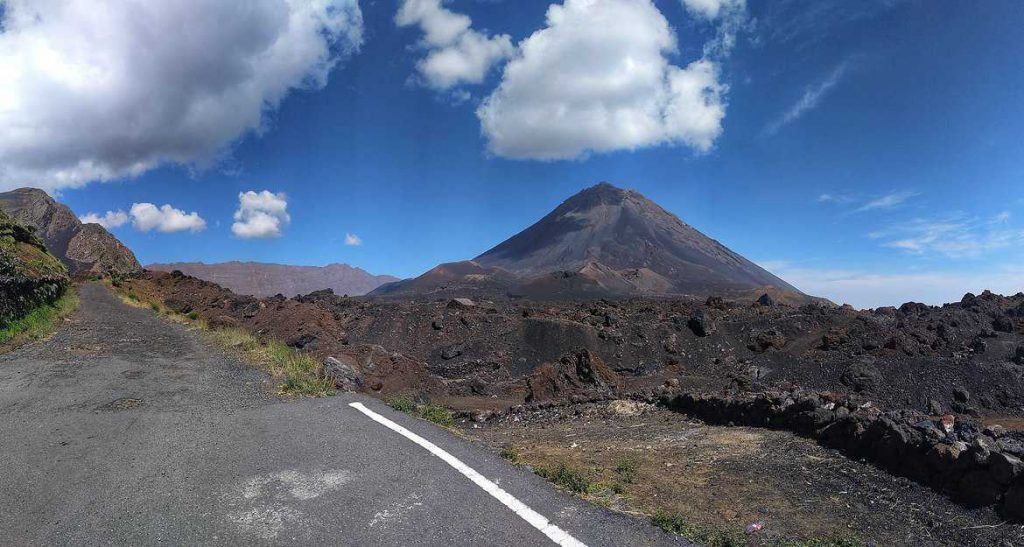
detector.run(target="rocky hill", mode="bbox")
[147,261,399,297]
[373,182,802,300]
[0,188,140,277]
[0,209,69,327]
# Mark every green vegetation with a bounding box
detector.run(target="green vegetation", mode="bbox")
[651,510,862,547]
[420,404,455,427]
[534,463,593,494]
[779,537,862,547]
[650,511,746,547]
[615,456,640,484]
[205,328,334,397]
[0,288,78,346]
[113,286,333,397]
[388,395,417,413]
[499,445,522,465]
[387,396,456,428]
[0,210,67,282]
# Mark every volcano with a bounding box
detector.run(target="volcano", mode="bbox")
[372,182,802,300]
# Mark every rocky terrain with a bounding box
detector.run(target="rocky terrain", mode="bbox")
[122,270,1024,419]
[0,188,140,277]
[147,261,398,297]
[0,209,69,327]
[372,183,809,301]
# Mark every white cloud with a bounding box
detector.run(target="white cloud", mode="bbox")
[853,190,918,213]
[870,214,1024,259]
[765,61,848,135]
[816,192,854,204]
[344,233,363,246]
[232,190,290,239]
[681,0,745,20]
[396,0,513,90]
[0,0,363,191]
[129,203,206,233]
[760,260,1024,309]
[477,0,727,161]
[79,210,128,229]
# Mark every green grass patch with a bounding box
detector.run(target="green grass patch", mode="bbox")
[0,288,79,347]
[206,329,334,397]
[650,511,746,547]
[420,404,455,427]
[387,396,456,428]
[615,456,640,484]
[534,463,593,494]
[388,395,417,413]
[499,445,522,465]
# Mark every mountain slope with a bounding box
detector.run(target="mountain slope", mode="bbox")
[1,209,69,326]
[147,261,399,297]
[0,188,140,276]
[374,182,802,299]
[475,182,797,294]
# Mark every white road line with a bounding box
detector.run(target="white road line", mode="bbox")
[348,402,587,547]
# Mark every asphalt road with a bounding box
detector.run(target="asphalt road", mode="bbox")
[0,283,687,546]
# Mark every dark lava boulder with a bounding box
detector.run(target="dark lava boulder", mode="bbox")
[840,362,882,392]
[687,309,716,337]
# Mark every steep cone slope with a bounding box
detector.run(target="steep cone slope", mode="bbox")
[0,188,140,276]
[373,182,802,299]
[475,182,798,294]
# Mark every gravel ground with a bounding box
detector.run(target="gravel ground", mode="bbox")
[462,401,1024,546]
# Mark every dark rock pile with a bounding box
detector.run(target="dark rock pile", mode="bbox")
[663,387,1024,520]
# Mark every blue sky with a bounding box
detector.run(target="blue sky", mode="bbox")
[1,0,1022,308]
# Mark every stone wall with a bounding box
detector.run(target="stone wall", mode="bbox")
[662,387,1024,520]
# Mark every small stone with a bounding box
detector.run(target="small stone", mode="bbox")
[953,387,971,403]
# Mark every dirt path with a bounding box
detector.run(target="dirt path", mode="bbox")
[0,283,682,546]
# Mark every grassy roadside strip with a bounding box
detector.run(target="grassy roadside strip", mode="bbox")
[0,287,79,350]
[109,285,334,397]
[495,445,861,547]
[387,395,456,428]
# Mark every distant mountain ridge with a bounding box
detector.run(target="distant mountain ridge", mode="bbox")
[0,187,140,276]
[147,261,399,297]
[372,182,803,300]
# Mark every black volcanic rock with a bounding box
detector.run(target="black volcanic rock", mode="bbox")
[147,261,399,298]
[373,182,803,299]
[0,187,140,276]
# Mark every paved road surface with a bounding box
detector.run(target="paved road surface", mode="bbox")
[0,283,686,546]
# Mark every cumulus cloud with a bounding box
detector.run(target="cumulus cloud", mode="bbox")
[129,203,206,233]
[79,210,128,229]
[0,0,363,190]
[232,191,290,239]
[760,260,1024,309]
[396,0,513,90]
[344,233,363,246]
[477,0,727,161]
[765,61,848,135]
